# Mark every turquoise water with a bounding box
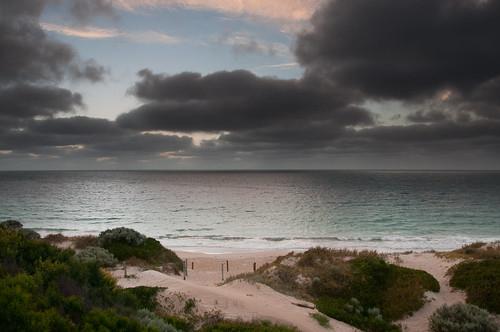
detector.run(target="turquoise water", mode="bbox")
[0,171,499,252]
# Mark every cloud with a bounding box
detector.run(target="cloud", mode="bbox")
[0,85,82,120]
[40,22,119,39]
[0,116,194,159]
[217,32,289,57]
[69,0,116,23]
[296,0,500,100]
[254,62,299,70]
[41,22,179,44]
[3,0,500,169]
[117,69,373,132]
[113,0,322,21]
[0,2,107,84]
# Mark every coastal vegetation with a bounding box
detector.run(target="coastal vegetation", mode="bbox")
[449,258,500,314]
[97,227,183,272]
[439,242,500,316]
[200,320,298,332]
[43,227,184,273]
[0,222,300,332]
[429,303,498,332]
[230,247,440,332]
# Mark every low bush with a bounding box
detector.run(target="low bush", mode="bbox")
[75,246,118,267]
[200,320,299,332]
[429,303,498,332]
[43,233,68,244]
[136,309,179,332]
[98,227,147,246]
[0,220,23,230]
[449,259,500,313]
[98,228,183,272]
[73,235,98,249]
[316,297,400,332]
[0,227,170,332]
[444,242,500,260]
[0,220,40,240]
[116,286,162,311]
[309,312,330,328]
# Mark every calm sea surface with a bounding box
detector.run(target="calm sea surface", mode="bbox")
[0,171,499,252]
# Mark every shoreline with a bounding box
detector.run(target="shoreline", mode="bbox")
[35,229,500,254]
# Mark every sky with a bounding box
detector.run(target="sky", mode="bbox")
[1,0,500,170]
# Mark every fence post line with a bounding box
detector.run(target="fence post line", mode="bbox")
[226,260,229,272]
[221,263,224,281]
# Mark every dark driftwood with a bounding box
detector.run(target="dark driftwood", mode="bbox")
[291,302,315,309]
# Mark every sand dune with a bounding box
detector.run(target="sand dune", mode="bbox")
[111,250,467,332]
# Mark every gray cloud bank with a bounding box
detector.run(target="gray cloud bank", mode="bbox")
[2,0,500,169]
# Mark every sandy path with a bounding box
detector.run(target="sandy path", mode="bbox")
[112,250,359,332]
[175,250,293,286]
[394,253,466,332]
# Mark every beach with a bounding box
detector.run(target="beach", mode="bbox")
[108,249,467,332]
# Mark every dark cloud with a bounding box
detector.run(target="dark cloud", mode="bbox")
[27,116,119,135]
[407,110,449,124]
[0,0,107,84]
[0,17,74,83]
[3,0,500,169]
[0,116,193,159]
[296,0,500,100]
[0,85,82,119]
[68,59,108,83]
[118,69,373,132]
[358,120,500,143]
[69,0,116,23]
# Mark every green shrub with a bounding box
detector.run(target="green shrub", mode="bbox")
[116,286,162,311]
[0,227,171,332]
[449,259,500,313]
[76,246,118,267]
[315,255,439,322]
[101,235,183,272]
[44,233,68,244]
[200,320,298,332]
[444,242,500,260]
[73,235,99,249]
[98,227,147,246]
[0,220,23,230]
[309,312,330,328]
[316,297,400,332]
[0,220,40,240]
[136,309,179,332]
[81,308,149,332]
[429,303,498,332]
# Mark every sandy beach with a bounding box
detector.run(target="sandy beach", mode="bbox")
[109,250,468,332]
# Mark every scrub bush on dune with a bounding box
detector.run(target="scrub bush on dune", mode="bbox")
[98,227,183,272]
[75,246,118,267]
[429,303,498,332]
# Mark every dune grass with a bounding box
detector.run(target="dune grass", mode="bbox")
[449,259,500,314]
[200,320,298,332]
[230,247,439,332]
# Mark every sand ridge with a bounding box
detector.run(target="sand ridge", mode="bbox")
[111,250,467,332]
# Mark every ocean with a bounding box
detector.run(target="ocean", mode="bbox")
[0,170,499,252]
